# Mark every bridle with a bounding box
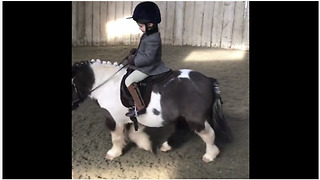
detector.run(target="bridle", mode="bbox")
[72,78,84,107]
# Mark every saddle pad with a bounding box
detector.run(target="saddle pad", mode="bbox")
[120,68,173,108]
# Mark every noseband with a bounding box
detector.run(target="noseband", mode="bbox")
[72,78,84,107]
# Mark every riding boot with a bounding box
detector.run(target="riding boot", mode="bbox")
[126,83,146,117]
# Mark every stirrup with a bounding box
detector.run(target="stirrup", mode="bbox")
[125,106,146,118]
[125,107,137,117]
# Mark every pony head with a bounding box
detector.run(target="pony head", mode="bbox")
[72,60,95,110]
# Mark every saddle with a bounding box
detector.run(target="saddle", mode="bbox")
[120,68,173,109]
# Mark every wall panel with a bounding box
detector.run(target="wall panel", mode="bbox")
[72,1,249,50]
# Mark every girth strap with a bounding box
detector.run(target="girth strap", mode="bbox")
[130,117,139,131]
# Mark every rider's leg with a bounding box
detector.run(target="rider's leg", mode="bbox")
[125,70,149,116]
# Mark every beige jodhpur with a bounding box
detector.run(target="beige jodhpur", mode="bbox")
[125,70,149,87]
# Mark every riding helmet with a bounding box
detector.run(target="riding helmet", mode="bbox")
[127,1,161,24]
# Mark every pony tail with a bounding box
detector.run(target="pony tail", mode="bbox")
[209,78,233,143]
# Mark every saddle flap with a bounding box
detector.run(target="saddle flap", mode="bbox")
[120,68,173,108]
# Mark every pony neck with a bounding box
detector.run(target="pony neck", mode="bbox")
[89,60,127,97]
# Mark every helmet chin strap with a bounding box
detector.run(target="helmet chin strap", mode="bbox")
[147,23,153,29]
[145,23,158,35]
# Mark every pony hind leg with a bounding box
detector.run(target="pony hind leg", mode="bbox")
[193,120,220,163]
[161,118,189,152]
[160,141,172,152]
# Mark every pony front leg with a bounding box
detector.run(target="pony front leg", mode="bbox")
[128,123,152,152]
[105,123,127,160]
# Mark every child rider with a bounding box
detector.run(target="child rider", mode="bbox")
[125,1,171,117]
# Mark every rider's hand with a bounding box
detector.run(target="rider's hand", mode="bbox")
[129,48,137,56]
[127,54,135,65]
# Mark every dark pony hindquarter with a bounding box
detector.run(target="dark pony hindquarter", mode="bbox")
[160,71,214,132]
[159,70,232,143]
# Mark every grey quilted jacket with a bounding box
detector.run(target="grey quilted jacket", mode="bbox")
[133,32,170,75]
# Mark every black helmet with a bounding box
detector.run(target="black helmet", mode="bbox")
[127,1,161,24]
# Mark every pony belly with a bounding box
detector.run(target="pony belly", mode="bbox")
[137,92,165,127]
[137,112,164,127]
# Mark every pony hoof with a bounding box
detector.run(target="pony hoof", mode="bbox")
[141,146,153,153]
[136,142,152,152]
[160,141,172,152]
[105,153,115,161]
[202,154,215,163]
[105,150,122,161]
